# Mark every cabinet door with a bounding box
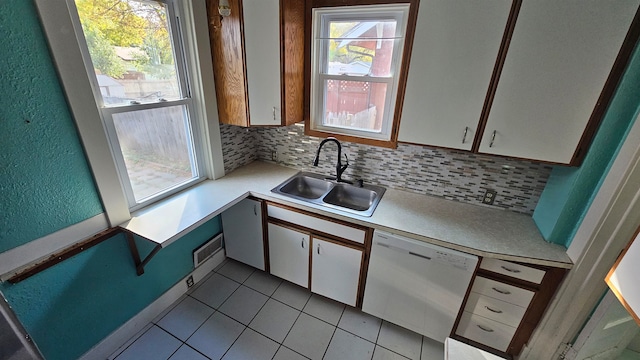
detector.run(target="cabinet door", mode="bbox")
[221,198,265,270]
[479,0,639,163]
[311,237,362,307]
[243,0,281,126]
[268,222,310,287]
[398,0,511,150]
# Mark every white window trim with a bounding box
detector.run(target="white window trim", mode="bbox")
[34,0,224,226]
[310,4,409,141]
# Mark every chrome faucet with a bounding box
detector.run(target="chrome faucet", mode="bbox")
[313,137,350,183]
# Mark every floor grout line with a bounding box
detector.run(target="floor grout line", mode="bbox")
[115,260,442,360]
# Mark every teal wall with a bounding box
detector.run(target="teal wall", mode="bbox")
[0,2,223,359]
[534,42,640,247]
[0,0,103,253]
[0,218,221,360]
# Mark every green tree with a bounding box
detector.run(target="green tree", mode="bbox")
[83,26,126,78]
[76,0,146,47]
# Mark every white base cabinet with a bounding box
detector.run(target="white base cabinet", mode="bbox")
[266,203,370,306]
[267,222,310,287]
[311,238,362,307]
[221,198,265,270]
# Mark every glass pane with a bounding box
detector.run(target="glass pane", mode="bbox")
[323,80,388,132]
[323,20,398,77]
[75,0,182,106]
[112,106,196,202]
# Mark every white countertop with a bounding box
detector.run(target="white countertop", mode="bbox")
[120,161,572,268]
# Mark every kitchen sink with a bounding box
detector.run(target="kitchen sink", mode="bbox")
[272,172,386,217]
[323,184,378,212]
[277,174,333,199]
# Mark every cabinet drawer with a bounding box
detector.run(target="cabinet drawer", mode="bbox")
[480,258,545,284]
[465,292,527,328]
[267,204,366,244]
[456,312,516,352]
[471,276,534,307]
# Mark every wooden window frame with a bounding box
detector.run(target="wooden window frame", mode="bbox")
[303,0,420,149]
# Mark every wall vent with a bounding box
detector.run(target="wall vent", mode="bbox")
[193,233,223,268]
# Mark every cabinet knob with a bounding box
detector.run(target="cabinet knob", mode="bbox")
[489,130,497,148]
[462,126,469,144]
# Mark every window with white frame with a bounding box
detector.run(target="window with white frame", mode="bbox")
[72,0,204,210]
[308,3,412,145]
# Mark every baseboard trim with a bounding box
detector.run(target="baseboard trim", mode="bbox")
[78,251,225,360]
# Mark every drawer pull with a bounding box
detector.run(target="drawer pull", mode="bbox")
[492,287,511,295]
[500,265,521,273]
[477,324,494,333]
[485,306,503,314]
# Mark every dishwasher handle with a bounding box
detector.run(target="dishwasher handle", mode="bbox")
[375,242,432,260]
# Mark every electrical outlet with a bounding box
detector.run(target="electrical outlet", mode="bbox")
[482,190,497,205]
[186,275,194,288]
[271,150,277,161]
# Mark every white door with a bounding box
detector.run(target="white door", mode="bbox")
[268,222,310,287]
[311,237,362,307]
[479,0,639,163]
[221,198,265,270]
[565,290,640,360]
[243,0,281,126]
[398,0,511,150]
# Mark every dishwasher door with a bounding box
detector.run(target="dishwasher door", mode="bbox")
[362,231,478,342]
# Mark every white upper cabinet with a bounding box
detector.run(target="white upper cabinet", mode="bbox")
[479,0,639,163]
[243,0,281,125]
[398,0,511,150]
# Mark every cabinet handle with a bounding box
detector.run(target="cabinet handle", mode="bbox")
[500,265,521,273]
[317,245,320,255]
[477,324,494,333]
[409,251,431,260]
[485,306,503,314]
[301,239,305,249]
[272,107,276,120]
[462,126,469,144]
[489,130,497,148]
[254,205,257,216]
[492,287,511,295]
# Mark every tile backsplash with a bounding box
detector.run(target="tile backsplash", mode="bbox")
[221,123,553,215]
[220,123,257,173]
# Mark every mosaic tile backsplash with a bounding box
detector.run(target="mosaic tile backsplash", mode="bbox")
[221,122,553,215]
[220,123,257,173]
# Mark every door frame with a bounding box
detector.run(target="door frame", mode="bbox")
[520,112,640,359]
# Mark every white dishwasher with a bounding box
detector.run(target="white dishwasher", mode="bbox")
[362,231,478,342]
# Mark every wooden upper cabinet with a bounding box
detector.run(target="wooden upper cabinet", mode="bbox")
[478,0,640,165]
[207,0,304,127]
[398,0,512,151]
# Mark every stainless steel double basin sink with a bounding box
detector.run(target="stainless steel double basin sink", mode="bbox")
[271,172,386,217]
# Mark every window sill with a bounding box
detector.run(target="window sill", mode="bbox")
[118,161,299,247]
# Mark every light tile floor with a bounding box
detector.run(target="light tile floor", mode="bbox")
[111,259,445,360]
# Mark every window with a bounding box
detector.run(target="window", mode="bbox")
[72,0,204,210]
[306,1,418,148]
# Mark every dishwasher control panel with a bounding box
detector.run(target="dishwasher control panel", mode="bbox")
[435,250,475,271]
